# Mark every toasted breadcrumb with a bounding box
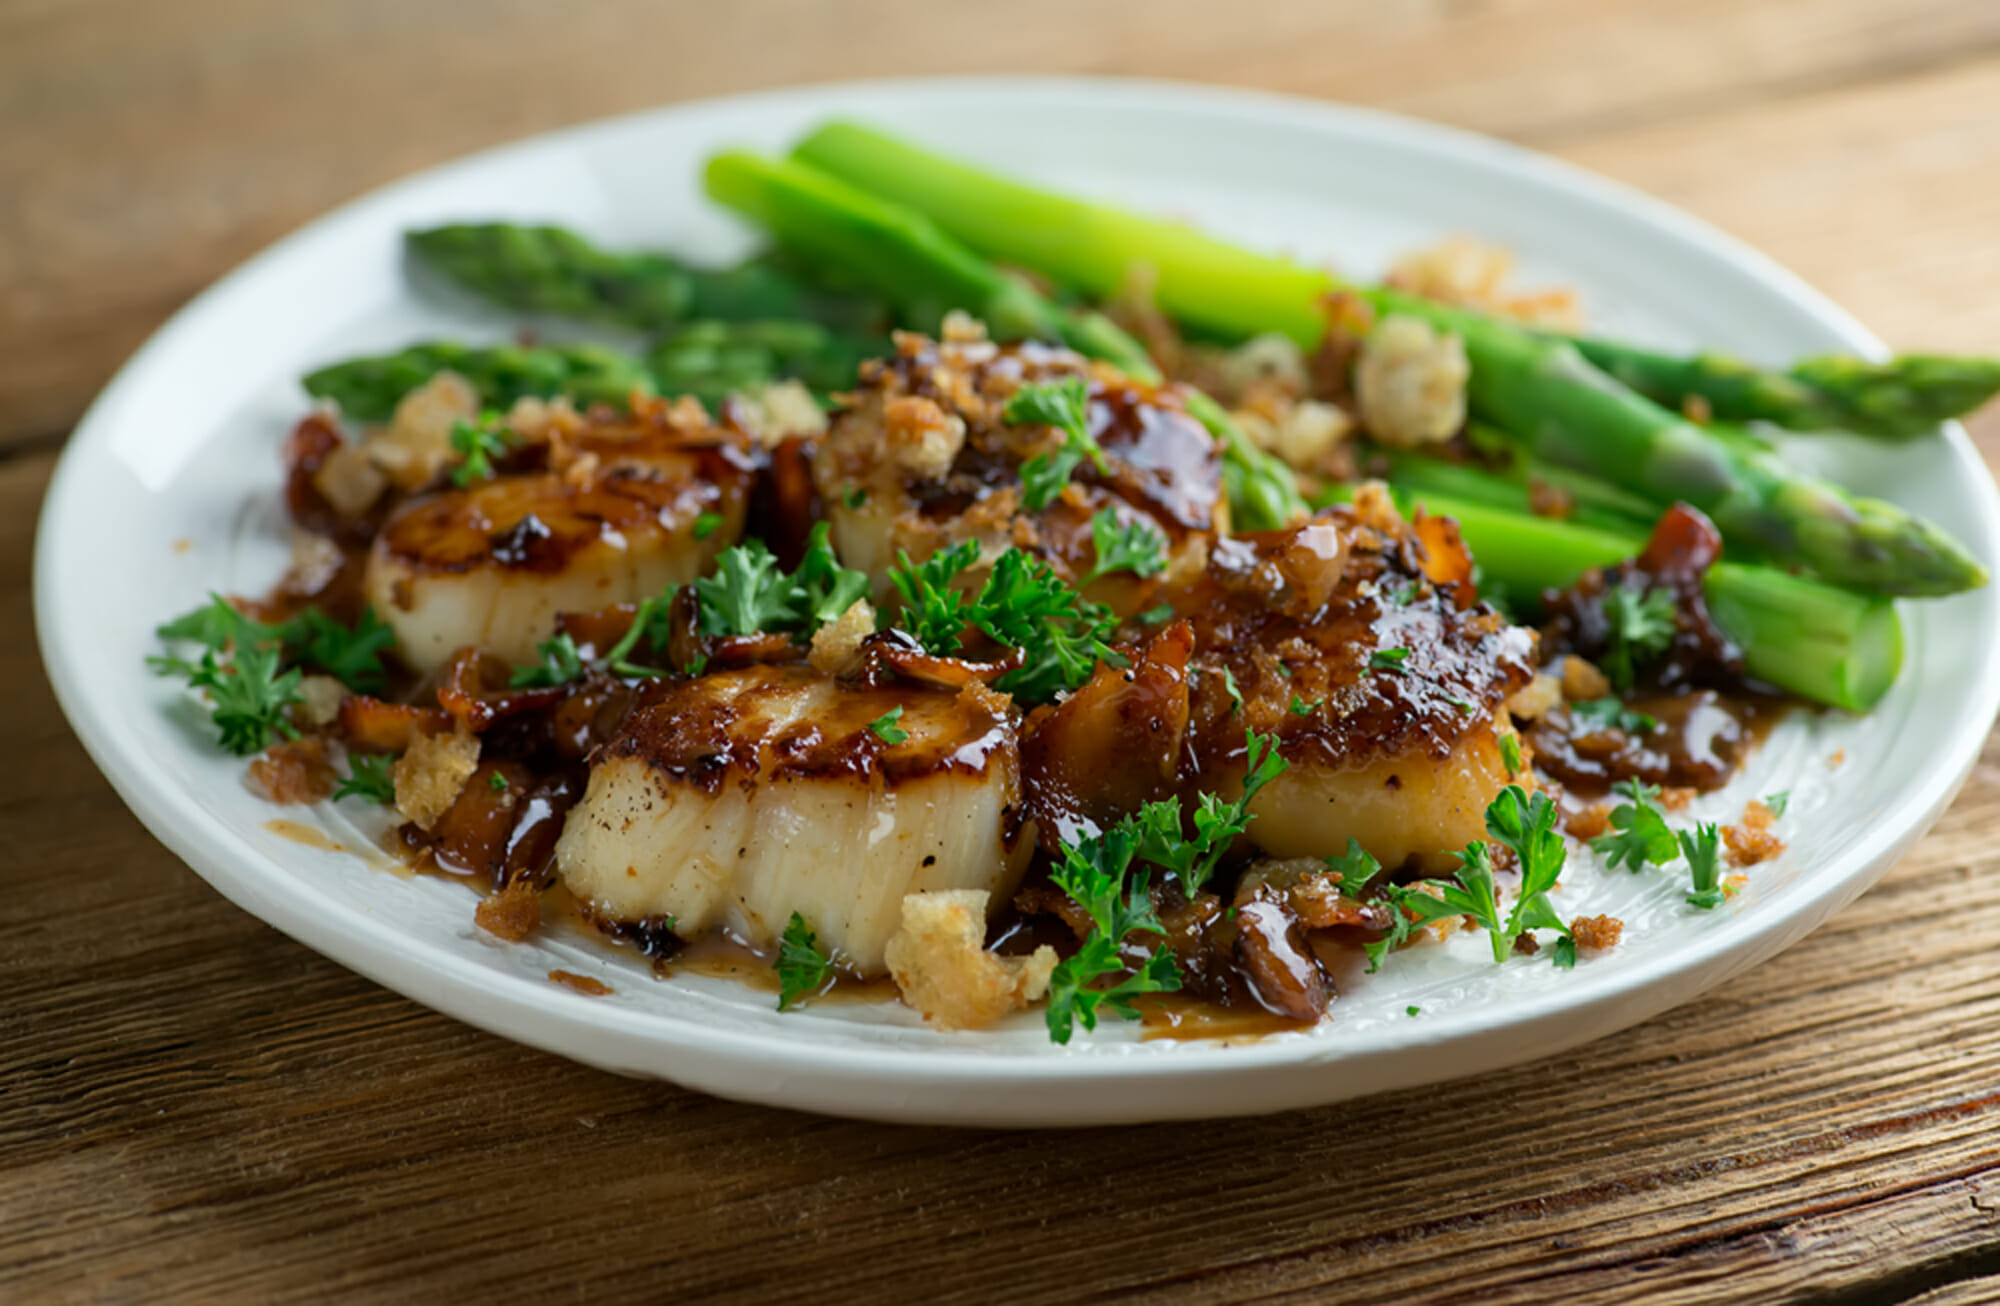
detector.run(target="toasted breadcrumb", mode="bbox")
[808,598,876,676]
[1508,673,1562,721]
[292,674,348,729]
[1349,480,1405,536]
[247,737,338,804]
[1354,315,1469,448]
[1723,822,1786,868]
[1571,915,1624,952]
[881,394,968,482]
[366,371,478,490]
[394,726,480,830]
[474,878,541,941]
[884,890,1057,1031]
[1386,236,1584,331]
[1659,786,1696,813]
[940,310,988,344]
[547,969,612,996]
[1565,803,1613,841]
[736,379,828,443]
[1560,655,1612,702]
[311,439,387,517]
[1742,799,1778,831]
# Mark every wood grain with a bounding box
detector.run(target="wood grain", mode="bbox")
[8,1,2000,1301]
[6,0,2000,447]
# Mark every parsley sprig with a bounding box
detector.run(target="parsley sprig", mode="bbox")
[152,595,394,754]
[1130,729,1289,899]
[1044,824,1182,1045]
[888,543,1126,703]
[775,912,832,1011]
[1571,696,1659,735]
[693,522,868,639]
[1384,785,1575,969]
[1600,587,1678,690]
[1590,778,1679,872]
[448,411,512,486]
[334,753,398,805]
[1081,509,1167,583]
[1042,729,1289,1043]
[1006,377,1106,511]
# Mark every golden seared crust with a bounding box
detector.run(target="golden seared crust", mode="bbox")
[1168,506,1537,773]
[814,333,1223,607]
[373,438,749,577]
[604,665,1021,795]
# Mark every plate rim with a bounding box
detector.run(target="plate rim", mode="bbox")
[34,73,2000,1123]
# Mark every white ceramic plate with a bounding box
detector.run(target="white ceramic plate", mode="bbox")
[35,78,2000,1127]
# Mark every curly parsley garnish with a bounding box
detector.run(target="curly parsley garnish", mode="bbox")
[867,707,910,745]
[509,631,588,688]
[1600,587,1678,690]
[1130,728,1289,899]
[152,595,394,754]
[1570,696,1659,735]
[888,542,1125,703]
[775,912,832,1011]
[1006,377,1105,511]
[1082,508,1167,583]
[1044,824,1182,1045]
[333,753,398,805]
[1590,778,1679,872]
[694,522,868,640]
[1387,785,1574,969]
[448,411,512,486]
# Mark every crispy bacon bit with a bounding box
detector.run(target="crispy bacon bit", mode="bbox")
[338,695,453,752]
[247,738,338,804]
[548,969,612,996]
[474,878,543,942]
[1570,914,1624,952]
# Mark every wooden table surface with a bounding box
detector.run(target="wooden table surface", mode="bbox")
[8,2,2000,1301]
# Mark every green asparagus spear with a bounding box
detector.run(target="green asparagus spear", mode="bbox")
[1382,443,1658,537]
[303,340,657,423]
[406,224,695,330]
[407,223,894,337]
[792,120,1332,347]
[303,319,879,422]
[1323,482,1903,711]
[1371,289,1985,595]
[1572,337,2000,440]
[703,151,1158,378]
[647,320,877,407]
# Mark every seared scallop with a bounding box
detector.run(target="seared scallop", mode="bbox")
[365,429,752,674]
[554,665,1034,975]
[1166,495,1538,870]
[813,327,1224,617]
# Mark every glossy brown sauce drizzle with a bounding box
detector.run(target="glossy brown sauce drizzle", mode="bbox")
[247,362,1799,1044]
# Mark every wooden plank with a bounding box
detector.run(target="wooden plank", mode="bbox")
[1562,55,2000,354]
[4,422,2000,1299]
[5,0,2000,445]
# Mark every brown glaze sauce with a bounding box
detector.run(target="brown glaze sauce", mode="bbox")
[1529,688,1788,796]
